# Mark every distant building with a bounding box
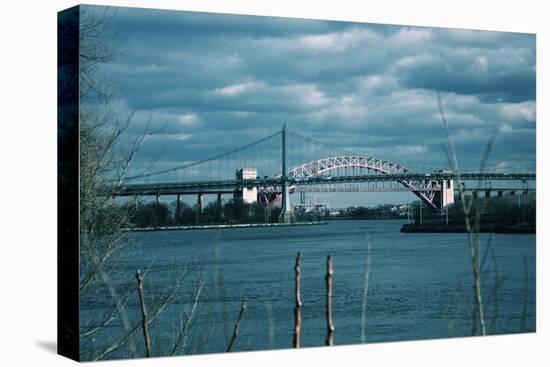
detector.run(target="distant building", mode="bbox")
[234,168,258,204]
[295,203,328,213]
[294,194,328,213]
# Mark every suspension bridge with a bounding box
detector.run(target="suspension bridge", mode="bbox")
[110,125,536,223]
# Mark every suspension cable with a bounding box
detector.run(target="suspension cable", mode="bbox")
[121,130,282,182]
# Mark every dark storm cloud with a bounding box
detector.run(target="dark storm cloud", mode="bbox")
[395,45,535,102]
[109,6,349,40]
[88,5,536,192]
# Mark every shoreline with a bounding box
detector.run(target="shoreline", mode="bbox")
[400,223,535,234]
[123,221,328,232]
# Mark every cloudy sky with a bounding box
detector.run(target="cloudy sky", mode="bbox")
[90,5,536,207]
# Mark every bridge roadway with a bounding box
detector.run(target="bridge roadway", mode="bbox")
[111,172,536,197]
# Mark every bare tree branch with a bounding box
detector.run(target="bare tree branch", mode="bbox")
[361,236,372,343]
[170,272,206,355]
[227,299,246,352]
[293,252,302,348]
[326,256,335,346]
[437,90,493,336]
[136,270,152,357]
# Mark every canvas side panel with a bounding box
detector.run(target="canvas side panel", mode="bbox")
[57,5,80,362]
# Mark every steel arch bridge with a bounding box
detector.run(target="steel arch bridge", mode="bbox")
[288,156,443,210]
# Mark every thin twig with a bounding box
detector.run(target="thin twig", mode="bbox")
[227,299,246,352]
[87,244,137,358]
[96,266,191,360]
[170,273,206,355]
[490,249,499,334]
[437,91,487,336]
[480,235,493,275]
[293,252,303,348]
[80,280,133,339]
[326,255,335,346]
[521,255,529,331]
[361,237,372,343]
[265,302,276,349]
[136,270,152,357]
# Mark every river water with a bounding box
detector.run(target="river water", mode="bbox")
[80,219,536,359]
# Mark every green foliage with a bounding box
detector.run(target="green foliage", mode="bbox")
[131,201,172,227]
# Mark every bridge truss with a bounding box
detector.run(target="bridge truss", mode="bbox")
[288,156,443,210]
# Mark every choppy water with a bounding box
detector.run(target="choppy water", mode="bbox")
[80,220,536,360]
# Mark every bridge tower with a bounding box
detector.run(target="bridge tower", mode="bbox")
[279,124,295,223]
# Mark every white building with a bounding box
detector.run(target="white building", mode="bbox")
[234,168,258,204]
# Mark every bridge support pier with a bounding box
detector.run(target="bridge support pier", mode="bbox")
[278,182,295,224]
[196,193,203,225]
[278,124,295,224]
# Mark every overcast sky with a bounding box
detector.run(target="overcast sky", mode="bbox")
[90,5,536,207]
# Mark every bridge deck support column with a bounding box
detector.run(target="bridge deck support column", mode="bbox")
[196,193,203,225]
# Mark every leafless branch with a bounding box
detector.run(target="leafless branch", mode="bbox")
[521,255,529,331]
[227,299,246,352]
[361,236,373,343]
[94,267,190,360]
[170,273,206,355]
[326,255,335,346]
[136,270,152,357]
[293,252,302,348]
[490,250,499,334]
[480,235,493,274]
[80,280,133,339]
[88,243,137,358]
[437,90,492,336]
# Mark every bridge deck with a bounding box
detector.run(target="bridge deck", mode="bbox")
[111,172,536,196]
